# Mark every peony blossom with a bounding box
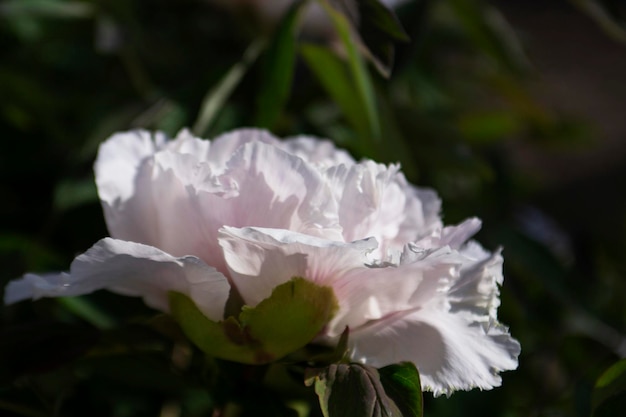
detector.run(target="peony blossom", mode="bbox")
[5,128,519,396]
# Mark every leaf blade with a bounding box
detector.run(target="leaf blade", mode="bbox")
[254,0,307,128]
[192,40,264,137]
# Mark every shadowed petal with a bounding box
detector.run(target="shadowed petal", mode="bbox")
[350,308,520,396]
[4,238,230,321]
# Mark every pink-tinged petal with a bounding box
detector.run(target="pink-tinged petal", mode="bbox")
[145,149,227,271]
[328,247,459,338]
[95,130,167,244]
[218,226,377,307]
[205,128,280,171]
[95,130,343,273]
[281,136,355,167]
[350,308,520,396]
[165,129,212,158]
[324,160,443,257]
[211,141,342,239]
[4,238,230,321]
[218,227,457,338]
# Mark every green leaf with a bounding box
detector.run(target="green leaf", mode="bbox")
[57,296,117,330]
[593,359,626,411]
[447,0,530,74]
[458,110,521,144]
[169,278,338,364]
[254,1,307,128]
[53,178,98,211]
[327,0,410,76]
[192,40,264,137]
[300,43,369,139]
[379,362,423,417]
[306,362,423,417]
[0,0,94,19]
[320,0,381,141]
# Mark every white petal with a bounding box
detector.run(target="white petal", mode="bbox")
[205,128,280,172]
[350,308,520,396]
[95,130,167,244]
[281,135,355,167]
[95,130,343,273]
[218,227,454,337]
[450,248,504,320]
[146,149,228,272]
[324,160,443,257]
[218,226,377,307]
[4,238,230,321]
[213,140,342,239]
[167,128,212,156]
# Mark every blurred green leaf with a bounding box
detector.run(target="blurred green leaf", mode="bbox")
[57,297,117,330]
[446,0,530,74]
[300,44,369,139]
[53,178,98,212]
[326,0,410,76]
[254,1,306,129]
[132,98,188,137]
[321,0,382,141]
[0,0,94,19]
[170,278,338,364]
[593,359,626,412]
[192,40,265,137]
[0,235,64,271]
[458,110,521,144]
[570,0,626,43]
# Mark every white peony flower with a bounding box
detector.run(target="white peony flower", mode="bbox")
[5,128,519,396]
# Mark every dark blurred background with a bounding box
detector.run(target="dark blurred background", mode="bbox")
[1,0,625,416]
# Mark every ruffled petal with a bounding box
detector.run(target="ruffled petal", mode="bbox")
[450,244,504,320]
[4,238,230,321]
[412,218,482,251]
[95,130,344,273]
[205,128,280,171]
[218,226,377,308]
[95,130,167,244]
[351,241,519,396]
[323,160,443,258]
[211,140,342,239]
[282,135,355,167]
[350,308,520,396]
[218,227,456,338]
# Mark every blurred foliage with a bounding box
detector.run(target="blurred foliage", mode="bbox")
[1,0,626,416]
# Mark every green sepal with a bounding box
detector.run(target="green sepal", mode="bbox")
[169,277,338,365]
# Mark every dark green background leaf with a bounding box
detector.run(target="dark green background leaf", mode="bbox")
[254,1,306,128]
[379,362,423,417]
